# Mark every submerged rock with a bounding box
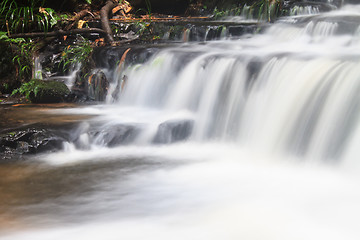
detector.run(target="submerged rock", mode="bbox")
[153,119,194,144]
[90,124,140,147]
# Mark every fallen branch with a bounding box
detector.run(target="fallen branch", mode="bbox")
[100,0,117,44]
[65,9,92,31]
[109,16,211,22]
[9,28,107,38]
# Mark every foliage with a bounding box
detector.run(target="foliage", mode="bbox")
[0,31,35,80]
[59,13,72,20]
[135,21,150,35]
[59,38,93,71]
[2,83,9,91]
[144,0,152,18]
[254,0,283,22]
[211,0,284,22]
[212,7,227,20]
[0,0,59,34]
[11,78,40,99]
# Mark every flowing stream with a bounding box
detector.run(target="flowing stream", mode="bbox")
[2,3,360,240]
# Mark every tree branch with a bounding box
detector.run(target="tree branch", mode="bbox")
[9,28,107,39]
[65,9,92,31]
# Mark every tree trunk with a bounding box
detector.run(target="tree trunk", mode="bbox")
[100,0,117,44]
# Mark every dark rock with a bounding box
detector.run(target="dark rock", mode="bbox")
[89,124,140,147]
[92,46,160,69]
[88,70,109,101]
[66,88,92,102]
[153,119,193,144]
[0,128,66,156]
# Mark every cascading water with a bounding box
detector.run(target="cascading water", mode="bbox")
[3,3,360,240]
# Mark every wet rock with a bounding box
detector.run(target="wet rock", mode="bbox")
[88,70,109,101]
[86,124,140,148]
[66,88,92,102]
[0,128,66,157]
[92,46,160,69]
[153,120,193,144]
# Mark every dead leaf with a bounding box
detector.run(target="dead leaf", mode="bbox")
[112,5,122,14]
[112,0,132,15]
[88,74,94,85]
[39,7,48,15]
[78,20,86,29]
[119,48,131,68]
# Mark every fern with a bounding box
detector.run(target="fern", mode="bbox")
[0,0,58,33]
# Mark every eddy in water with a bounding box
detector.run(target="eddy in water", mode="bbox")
[2,2,360,240]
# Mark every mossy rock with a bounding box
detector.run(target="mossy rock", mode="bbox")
[28,79,70,103]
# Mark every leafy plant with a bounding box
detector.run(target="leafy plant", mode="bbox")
[12,41,36,78]
[3,83,9,91]
[144,0,152,18]
[213,7,227,20]
[0,31,35,79]
[210,0,284,22]
[135,0,152,19]
[59,38,93,71]
[8,132,16,136]
[11,78,40,99]
[253,0,284,22]
[0,0,58,33]
[134,21,149,35]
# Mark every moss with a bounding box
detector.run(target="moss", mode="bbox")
[13,79,70,103]
[30,79,70,103]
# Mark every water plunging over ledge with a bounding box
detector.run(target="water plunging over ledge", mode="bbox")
[2,4,360,240]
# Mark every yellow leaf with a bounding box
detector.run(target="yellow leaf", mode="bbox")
[78,20,86,29]
[88,74,94,85]
[39,7,48,15]
[112,6,122,14]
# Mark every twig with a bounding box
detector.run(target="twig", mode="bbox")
[65,10,92,31]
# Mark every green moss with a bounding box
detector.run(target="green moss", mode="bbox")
[12,79,70,103]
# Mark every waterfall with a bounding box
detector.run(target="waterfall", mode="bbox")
[68,4,357,162]
[4,4,360,240]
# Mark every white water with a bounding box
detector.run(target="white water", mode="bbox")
[3,4,360,240]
